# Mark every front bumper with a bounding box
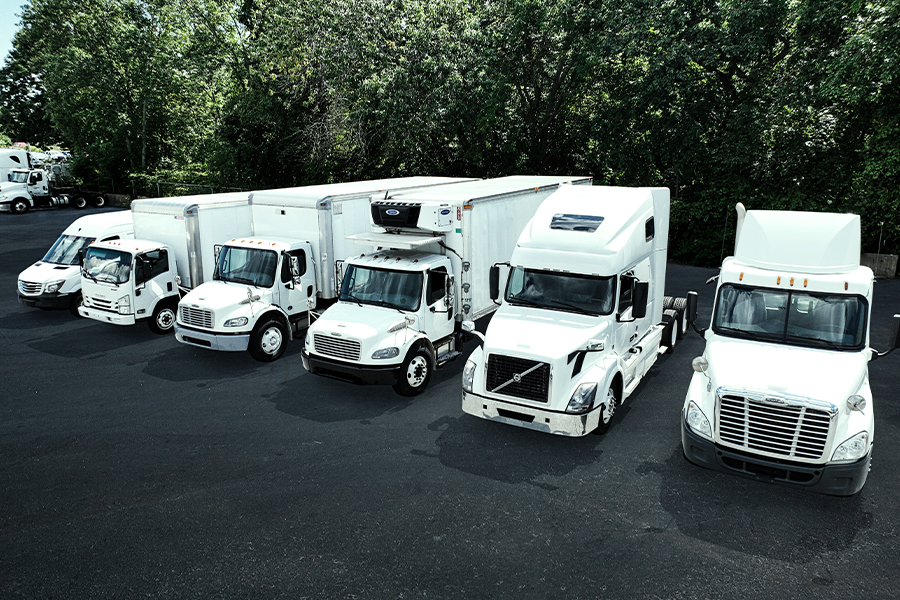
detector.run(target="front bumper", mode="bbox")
[462,389,600,437]
[175,324,249,352]
[681,415,871,496]
[302,348,399,386]
[18,291,74,310]
[79,306,136,326]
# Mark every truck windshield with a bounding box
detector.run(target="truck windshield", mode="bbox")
[83,247,132,284]
[9,171,28,183]
[215,246,278,288]
[712,284,867,351]
[505,267,615,316]
[43,235,96,265]
[340,264,423,311]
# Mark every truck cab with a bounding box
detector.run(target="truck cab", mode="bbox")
[80,239,180,333]
[0,169,46,213]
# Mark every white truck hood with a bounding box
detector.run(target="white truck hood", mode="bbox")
[704,337,869,404]
[484,307,607,360]
[19,261,77,283]
[310,302,414,341]
[0,181,26,195]
[181,280,273,312]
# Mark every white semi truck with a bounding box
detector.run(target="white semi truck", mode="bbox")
[1,148,31,182]
[681,205,900,496]
[175,177,474,362]
[302,175,593,396]
[1,166,108,213]
[461,185,683,435]
[17,210,134,316]
[79,193,254,333]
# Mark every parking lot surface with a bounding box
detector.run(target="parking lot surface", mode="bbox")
[2,208,900,599]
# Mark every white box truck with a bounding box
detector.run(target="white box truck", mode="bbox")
[174,177,475,362]
[301,175,593,396]
[17,210,134,316]
[79,193,253,333]
[461,185,685,436]
[681,204,900,496]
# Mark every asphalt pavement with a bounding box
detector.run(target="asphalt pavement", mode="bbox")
[2,207,900,599]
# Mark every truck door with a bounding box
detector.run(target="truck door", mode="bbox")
[421,266,455,343]
[135,249,173,316]
[614,258,653,387]
[280,245,314,317]
[28,171,47,198]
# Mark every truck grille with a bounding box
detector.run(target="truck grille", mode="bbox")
[314,334,361,361]
[88,296,115,311]
[18,280,42,295]
[180,306,214,329]
[716,391,835,461]
[486,354,550,403]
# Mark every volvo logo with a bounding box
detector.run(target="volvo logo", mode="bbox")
[513,374,522,383]
[386,209,400,216]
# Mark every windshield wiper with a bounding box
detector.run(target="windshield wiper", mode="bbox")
[792,336,844,351]
[547,299,594,315]
[508,295,545,309]
[716,325,766,342]
[340,292,363,306]
[82,268,99,283]
[226,276,256,286]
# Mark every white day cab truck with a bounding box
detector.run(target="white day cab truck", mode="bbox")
[681,205,900,496]
[80,193,254,333]
[1,165,108,214]
[17,211,134,316]
[175,177,475,362]
[302,175,594,396]
[461,185,686,435]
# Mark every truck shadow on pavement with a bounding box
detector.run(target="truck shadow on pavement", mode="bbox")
[264,375,414,423]
[640,446,873,563]
[411,415,603,490]
[142,345,259,382]
[25,318,156,357]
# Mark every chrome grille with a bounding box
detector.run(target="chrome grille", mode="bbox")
[717,391,834,460]
[486,354,550,403]
[314,334,361,361]
[18,280,42,295]
[180,305,214,329]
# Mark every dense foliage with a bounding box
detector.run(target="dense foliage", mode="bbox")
[1,0,897,264]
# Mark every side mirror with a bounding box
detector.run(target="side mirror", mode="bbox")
[290,255,301,282]
[632,281,649,319]
[307,285,314,298]
[686,291,699,324]
[489,265,500,301]
[77,247,87,266]
[891,315,900,349]
[462,320,485,344]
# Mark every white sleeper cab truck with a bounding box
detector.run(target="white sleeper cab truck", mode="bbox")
[175,177,474,362]
[461,186,684,435]
[17,210,134,316]
[682,205,900,496]
[302,175,593,396]
[0,167,107,214]
[79,193,253,334]
[1,148,31,182]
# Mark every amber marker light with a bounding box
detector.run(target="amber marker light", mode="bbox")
[804,279,808,287]
[790,277,795,286]
[777,276,781,285]
[739,272,744,281]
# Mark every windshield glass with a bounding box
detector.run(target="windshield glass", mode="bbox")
[712,284,867,350]
[43,234,96,265]
[215,246,278,288]
[9,171,28,183]
[505,267,616,316]
[340,264,423,311]
[83,247,132,284]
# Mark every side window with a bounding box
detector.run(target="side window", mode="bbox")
[645,217,655,241]
[426,268,448,305]
[137,250,168,283]
[100,235,120,242]
[618,271,634,314]
[281,249,306,283]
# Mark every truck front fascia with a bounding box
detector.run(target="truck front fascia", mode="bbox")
[78,305,137,326]
[681,413,870,496]
[18,290,74,309]
[462,389,602,437]
[174,323,250,352]
[302,348,400,386]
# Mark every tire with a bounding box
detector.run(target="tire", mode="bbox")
[663,295,675,311]
[69,292,84,318]
[10,198,29,214]
[91,194,107,208]
[148,301,177,334]
[594,383,618,435]
[248,318,288,362]
[673,297,688,338]
[392,347,433,397]
[72,196,88,209]
[661,309,678,349]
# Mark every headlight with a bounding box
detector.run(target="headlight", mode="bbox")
[566,382,597,414]
[462,359,476,392]
[847,395,866,412]
[117,295,130,315]
[45,279,65,294]
[304,333,311,347]
[832,431,869,462]
[372,347,399,360]
[224,317,248,327]
[685,401,712,438]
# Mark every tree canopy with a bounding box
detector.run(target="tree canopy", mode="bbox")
[1,0,897,264]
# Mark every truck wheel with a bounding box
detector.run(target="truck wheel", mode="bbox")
[10,198,29,214]
[91,195,107,208]
[249,318,288,362]
[594,384,618,435]
[393,347,432,397]
[73,196,88,209]
[663,295,675,311]
[673,297,688,339]
[69,292,84,318]
[661,309,678,349]
[148,301,177,334]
